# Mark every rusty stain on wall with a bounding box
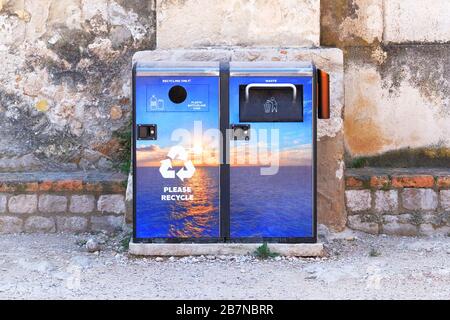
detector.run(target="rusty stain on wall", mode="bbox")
[344,63,392,155]
[322,0,450,162]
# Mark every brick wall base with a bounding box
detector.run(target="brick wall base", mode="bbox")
[345,168,450,236]
[0,172,127,234]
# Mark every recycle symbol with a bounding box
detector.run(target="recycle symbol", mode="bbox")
[159,146,196,181]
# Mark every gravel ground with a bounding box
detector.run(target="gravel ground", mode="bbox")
[0,229,449,300]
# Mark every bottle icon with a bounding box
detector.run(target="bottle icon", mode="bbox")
[148,95,158,111]
[157,99,165,110]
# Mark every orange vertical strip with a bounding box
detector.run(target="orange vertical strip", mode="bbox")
[318,69,330,119]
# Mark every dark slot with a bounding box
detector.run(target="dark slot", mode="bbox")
[168,85,187,104]
[239,85,303,122]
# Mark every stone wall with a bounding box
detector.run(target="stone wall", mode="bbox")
[322,0,450,163]
[0,172,126,234]
[345,168,450,236]
[0,0,155,172]
[1,0,449,236]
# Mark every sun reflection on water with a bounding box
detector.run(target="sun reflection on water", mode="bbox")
[168,167,218,238]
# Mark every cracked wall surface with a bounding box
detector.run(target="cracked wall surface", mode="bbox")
[0,0,156,172]
[322,0,450,165]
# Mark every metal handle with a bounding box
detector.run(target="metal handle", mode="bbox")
[245,83,297,102]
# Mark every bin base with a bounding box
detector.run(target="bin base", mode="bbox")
[129,241,325,257]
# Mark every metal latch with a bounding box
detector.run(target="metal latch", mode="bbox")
[231,124,250,141]
[137,124,157,140]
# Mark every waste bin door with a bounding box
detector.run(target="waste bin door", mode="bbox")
[228,63,316,242]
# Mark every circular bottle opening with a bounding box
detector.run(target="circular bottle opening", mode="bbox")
[168,85,187,104]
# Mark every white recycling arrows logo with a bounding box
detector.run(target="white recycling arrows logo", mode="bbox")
[159,146,196,181]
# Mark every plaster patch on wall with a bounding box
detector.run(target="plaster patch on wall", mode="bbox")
[345,60,450,157]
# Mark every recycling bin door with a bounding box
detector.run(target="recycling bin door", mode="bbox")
[228,62,318,242]
[133,62,221,242]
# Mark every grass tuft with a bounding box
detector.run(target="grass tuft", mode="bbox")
[254,242,279,260]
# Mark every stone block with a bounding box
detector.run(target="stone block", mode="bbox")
[0,194,7,213]
[440,190,450,210]
[38,195,67,213]
[347,214,379,234]
[402,188,438,211]
[0,216,23,234]
[69,195,95,213]
[381,215,419,236]
[156,0,320,48]
[52,180,83,192]
[91,215,123,233]
[392,175,435,188]
[384,0,450,43]
[24,216,56,233]
[370,176,390,188]
[97,195,125,214]
[432,226,450,236]
[345,190,371,212]
[56,216,88,233]
[8,194,37,214]
[345,176,365,188]
[129,242,325,257]
[419,223,436,237]
[374,190,398,213]
[437,177,450,188]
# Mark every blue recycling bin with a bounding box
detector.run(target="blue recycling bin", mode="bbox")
[133,61,330,243]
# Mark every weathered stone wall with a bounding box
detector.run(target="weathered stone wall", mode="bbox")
[322,0,450,164]
[0,172,127,234]
[0,0,156,172]
[1,0,449,236]
[345,168,450,236]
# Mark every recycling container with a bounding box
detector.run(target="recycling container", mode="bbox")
[133,60,329,243]
[225,62,329,243]
[133,62,221,242]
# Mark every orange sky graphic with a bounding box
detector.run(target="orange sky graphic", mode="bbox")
[136,143,312,167]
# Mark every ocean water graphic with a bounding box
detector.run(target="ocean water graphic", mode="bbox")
[136,166,313,239]
[136,166,220,238]
[230,166,313,238]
